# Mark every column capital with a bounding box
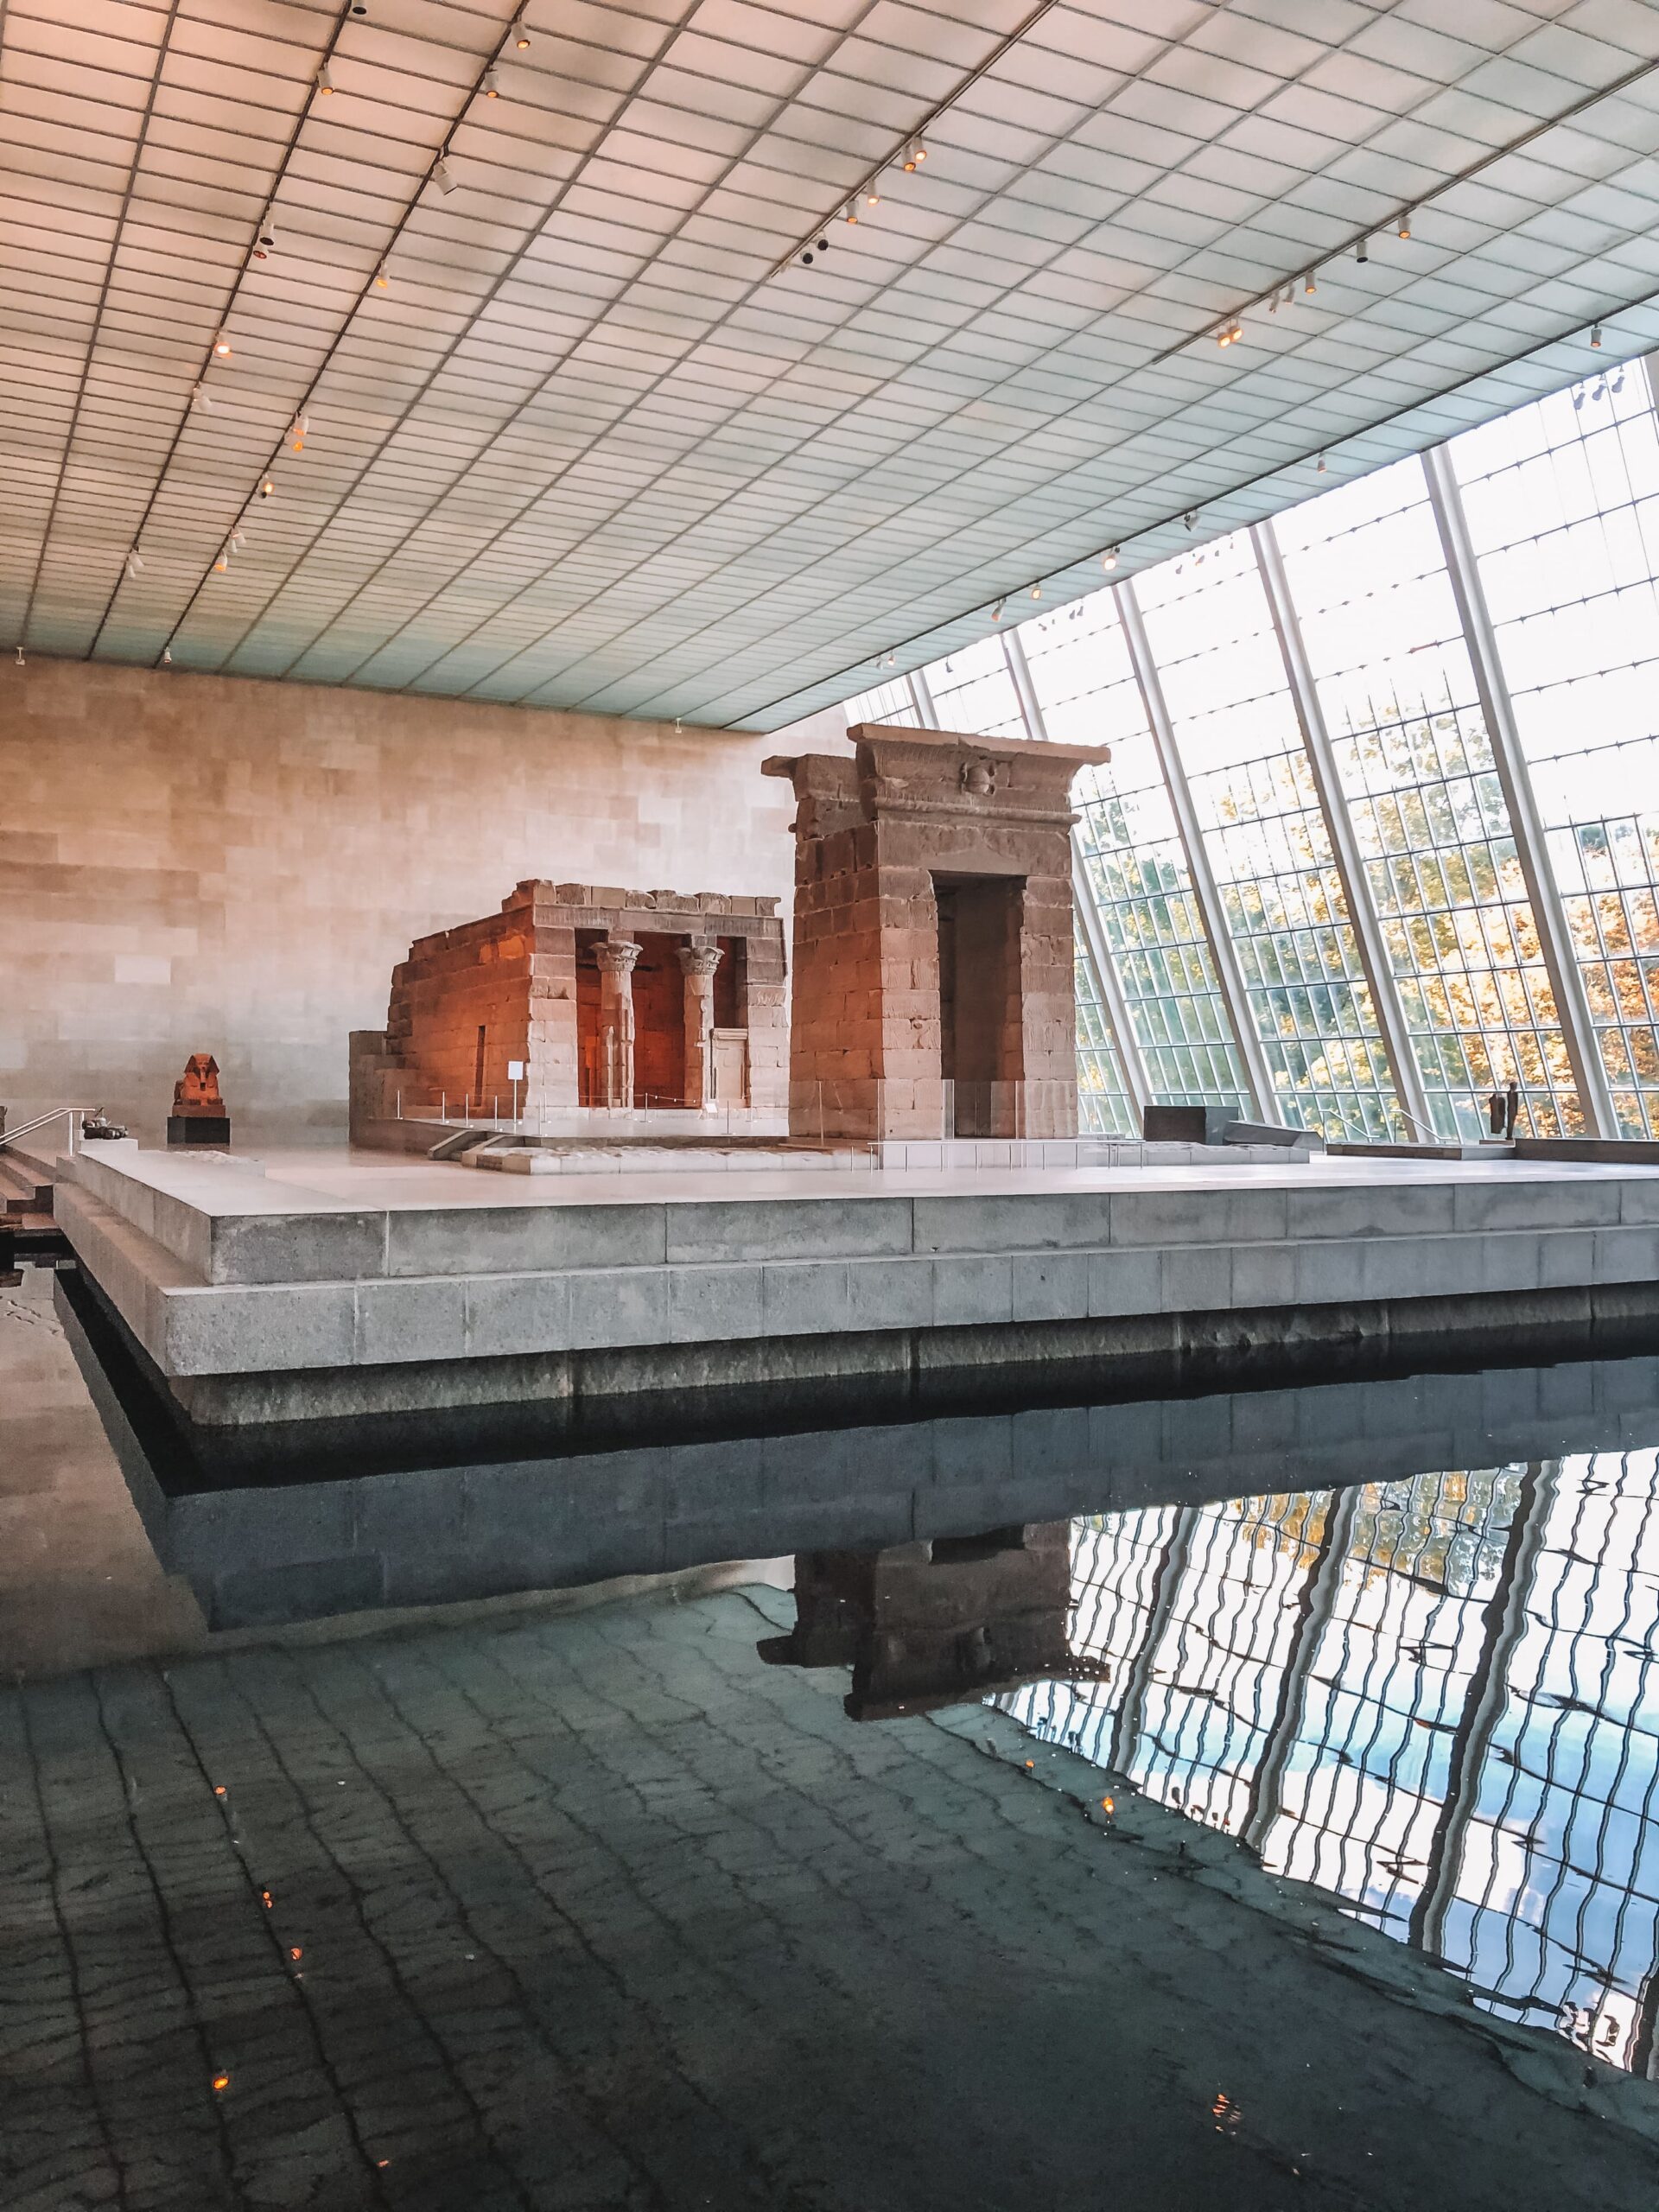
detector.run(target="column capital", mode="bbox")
[594,938,642,976]
[677,943,723,977]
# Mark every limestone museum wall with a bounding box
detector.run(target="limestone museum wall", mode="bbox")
[0,658,794,1141]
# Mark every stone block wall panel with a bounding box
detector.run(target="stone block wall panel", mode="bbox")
[0,658,793,1141]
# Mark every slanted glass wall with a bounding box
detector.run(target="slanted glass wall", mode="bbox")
[1135,534,1402,1138]
[836,353,1659,1142]
[1452,370,1659,1135]
[1274,461,1579,1139]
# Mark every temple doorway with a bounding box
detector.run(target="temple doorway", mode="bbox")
[934,874,1024,1135]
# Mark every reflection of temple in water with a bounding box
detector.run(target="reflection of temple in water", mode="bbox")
[759,1524,1109,1720]
[1001,1453,1659,2077]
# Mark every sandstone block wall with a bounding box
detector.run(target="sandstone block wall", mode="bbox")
[766,726,1106,1139]
[0,658,793,1141]
[364,880,787,1122]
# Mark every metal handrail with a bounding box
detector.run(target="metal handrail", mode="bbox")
[0,1105,100,1157]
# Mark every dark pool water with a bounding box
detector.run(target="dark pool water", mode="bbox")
[994,1458,1659,2073]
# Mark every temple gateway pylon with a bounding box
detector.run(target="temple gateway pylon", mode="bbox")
[763,722,1111,1142]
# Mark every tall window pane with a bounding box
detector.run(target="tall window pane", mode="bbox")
[1274,459,1580,1138]
[1453,367,1659,1134]
[1024,596,1253,1108]
[1133,533,1403,1140]
[846,677,919,726]
[921,634,1027,740]
[1074,950,1138,1135]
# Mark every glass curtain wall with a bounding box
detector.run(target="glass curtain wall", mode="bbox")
[1133,534,1403,1138]
[1452,371,1659,1135]
[1023,597,1255,1109]
[1272,462,1580,1138]
[835,360,1659,1139]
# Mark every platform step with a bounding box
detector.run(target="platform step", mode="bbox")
[0,1156,53,1216]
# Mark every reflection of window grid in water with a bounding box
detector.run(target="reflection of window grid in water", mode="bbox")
[1074,746,1252,1107]
[1262,1468,1521,1941]
[1129,1495,1329,1832]
[1455,380,1659,1135]
[1001,1510,1178,1765]
[1073,954,1137,1135]
[1331,705,1576,1137]
[1442,1452,1659,2066]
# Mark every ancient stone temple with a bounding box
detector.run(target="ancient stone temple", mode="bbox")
[353,881,786,1131]
[763,723,1110,1141]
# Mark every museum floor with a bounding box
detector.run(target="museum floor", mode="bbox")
[6,1263,1659,2210]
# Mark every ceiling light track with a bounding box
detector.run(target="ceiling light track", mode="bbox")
[143,10,537,669]
[774,302,1653,726]
[1189,44,1659,372]
[770,0,1061,276]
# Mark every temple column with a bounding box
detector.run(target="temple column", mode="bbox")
[594,938,641,1108]
[677,942,722,1107]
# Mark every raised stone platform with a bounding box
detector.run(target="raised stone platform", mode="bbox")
[45,1140,1659,1430]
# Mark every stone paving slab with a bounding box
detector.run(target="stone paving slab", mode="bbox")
[3,1587,1657,2212]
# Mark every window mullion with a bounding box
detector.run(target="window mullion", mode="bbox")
[1423,442,1618,1137]
[1252,518,1432,1140]
[1115,578,1274,1119]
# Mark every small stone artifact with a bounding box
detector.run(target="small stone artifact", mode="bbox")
[167,1054,232,1147]
[81,1109,129,1141]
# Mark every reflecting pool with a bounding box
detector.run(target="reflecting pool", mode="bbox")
[1001,1456,1659,2072]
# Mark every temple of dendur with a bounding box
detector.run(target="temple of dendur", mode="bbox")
[45,721,1659,1440]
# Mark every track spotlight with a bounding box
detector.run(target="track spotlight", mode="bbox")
[904,145,925,171]
[800,249,814,265]
[1398,211,1413,239]
[434,156,456,194]
[512,11,530,44]
[125,550,143,579]
[1304,271,1316,296]
[289,410,308,452]
[190,382,213,413]
[484,64,500,95]
[1317,453,1327,474]
[230,530,245,550]
[213,331,232,357]
[14,644,24,665]
[866,191,880,207]
[259,477,275,498]
[213,550,229,572]
[317,60,335,93]
[1103,547,1118,571]
[253,226,275,261]
[1357,237,1369,264]
[1030,584,1041,601]
[162,648,173,665]
[374,263,389,288]
[992,599,1004,620]
[1592,322,1604,348]
[1184,511,1197,531]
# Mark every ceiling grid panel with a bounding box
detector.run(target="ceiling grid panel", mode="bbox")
[9,0,1659,726]
[458,3,1659,715]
